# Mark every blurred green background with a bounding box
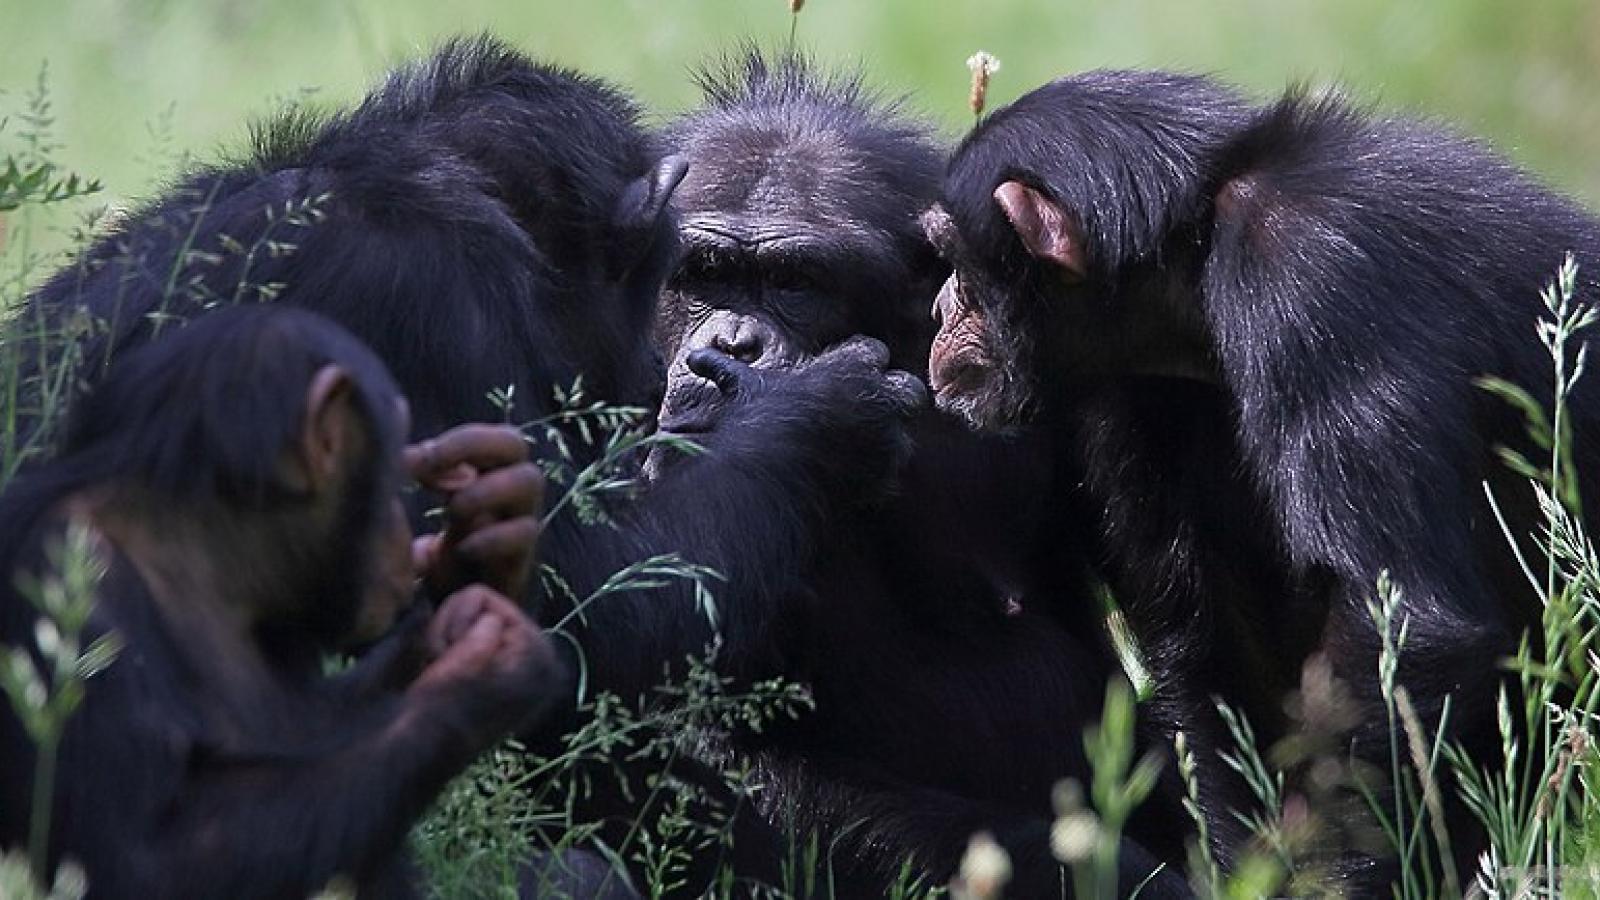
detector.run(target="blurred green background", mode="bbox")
[3,0,1599,217]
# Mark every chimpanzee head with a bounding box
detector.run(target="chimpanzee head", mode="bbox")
[925,70,1253,431]
[332,35,689,419]
[38,38,688,453]
[49,305,415,648]
[653,50,946,436]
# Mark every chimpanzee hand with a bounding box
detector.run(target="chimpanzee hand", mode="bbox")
[407,424,544,602]
[686,335,928,497]
[409,585,562,740]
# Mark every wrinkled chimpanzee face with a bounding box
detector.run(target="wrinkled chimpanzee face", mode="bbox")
[919,203,1039,432]
[924,176,1221,433]
[652,142,939,439]
[655,230,867,436]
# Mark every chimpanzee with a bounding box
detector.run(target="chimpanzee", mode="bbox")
[925,69,1600,886]
[652,51,1191,897]
[24,32,923,697]
[17,37,926,893]
[0,304,559,897]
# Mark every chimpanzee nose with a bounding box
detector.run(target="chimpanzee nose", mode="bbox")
[710,330,764,364]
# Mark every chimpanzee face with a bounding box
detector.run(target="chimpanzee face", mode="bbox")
[319,391,416,647]
[653,155,917,437]
[353,494,416,644]
[655,247,864,437]
[923,174,1222,434]
[920,203,1038,432]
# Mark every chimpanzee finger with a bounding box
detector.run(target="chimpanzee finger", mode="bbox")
[883,369,931,414]
[470,589,545,668]
[468,586,534,630]
[445,612,506,667]
[407,425,529,490]
[452,518,541,598]
[819,335,891,371]
[686,347,757,396]
[490,610,552,680]
[426,586,492,656]
[445,463,545,529]
[412,534,442,576]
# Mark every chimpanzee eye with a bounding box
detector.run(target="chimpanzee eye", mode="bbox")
[764,261,823,295]
[669,252,730,288]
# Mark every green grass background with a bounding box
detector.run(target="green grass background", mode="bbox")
[3,0,1599,216]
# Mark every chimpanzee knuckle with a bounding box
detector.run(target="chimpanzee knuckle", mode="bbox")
[449,583,497,607]
[493,465,543,516]
[437,587,494,636]
[505,632,555,683]
[466,429,529,473]
[456,465,541,521]
[882,370,930,414]
[685,347,755,396]
[825,335,890,370]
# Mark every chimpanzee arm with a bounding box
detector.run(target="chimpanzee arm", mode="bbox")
[537,339,925,702]
[48,674,482,898]
[40,584,555,899]
[139,693,506,897]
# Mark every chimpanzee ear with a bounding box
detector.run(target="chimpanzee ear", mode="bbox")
[614,154,690,231]
[299,364,355,492]
[993,181,1086,281]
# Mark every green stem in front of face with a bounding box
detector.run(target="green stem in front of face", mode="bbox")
[28,730,58,881]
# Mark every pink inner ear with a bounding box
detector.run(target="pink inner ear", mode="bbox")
[993,181,1086,280]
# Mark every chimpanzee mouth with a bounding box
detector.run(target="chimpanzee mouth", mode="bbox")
[656,376,726,435]
[656,414,712,436]
[929,359,990,404]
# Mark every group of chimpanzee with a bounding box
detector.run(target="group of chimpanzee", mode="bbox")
[2,33,1597,899]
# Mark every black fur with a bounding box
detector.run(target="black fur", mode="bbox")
[938,70,1600,887]
[0,305,557,898]
[656,52,1191,897]
[17,37,925,894]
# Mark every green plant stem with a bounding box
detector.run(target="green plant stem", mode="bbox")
[1384,696,1415,897]
[28,731,58,881]
[153,178,222,338]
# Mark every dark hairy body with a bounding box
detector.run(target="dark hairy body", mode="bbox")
[652,53,1192,897]
[0,306,559,898]
[17,37,925,894]
[925,69,1600,889]
[20,35,924,712]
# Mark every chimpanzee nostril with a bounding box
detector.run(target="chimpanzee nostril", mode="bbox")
[710,331,763,363]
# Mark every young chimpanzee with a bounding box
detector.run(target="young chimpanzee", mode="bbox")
[925,70,1600,886]
[652,52,1190,897]
[0,305,560,898]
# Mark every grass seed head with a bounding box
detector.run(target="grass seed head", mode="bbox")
[966,51,1001,118]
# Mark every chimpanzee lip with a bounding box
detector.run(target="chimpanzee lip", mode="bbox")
[930,357,988,397]
[656,413,713,435]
